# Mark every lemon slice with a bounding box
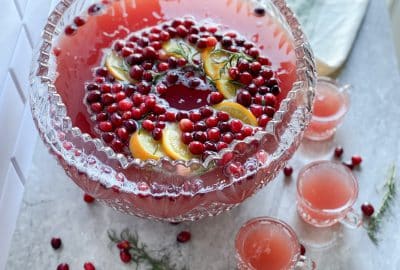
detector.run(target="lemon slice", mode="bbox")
[105,52,132,82]
[129,129,165,160]
[162,123,193,161]
[214,101,258,126]
[162,39,197,59]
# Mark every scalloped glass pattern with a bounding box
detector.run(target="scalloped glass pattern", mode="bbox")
[30,0,316,222]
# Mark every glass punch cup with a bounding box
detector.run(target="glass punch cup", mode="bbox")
[235,217,315,270]
[296,160,361,228]
[304,77,350,141]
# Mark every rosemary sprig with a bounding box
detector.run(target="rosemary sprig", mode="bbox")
[170,41,200,68]
[367,164,397,245]
[108,229,185,270]
[209,48,253,79]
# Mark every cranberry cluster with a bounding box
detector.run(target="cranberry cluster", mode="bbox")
[81,16,282,159]
[177,108,255,157]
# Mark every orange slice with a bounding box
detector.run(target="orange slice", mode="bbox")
[161,123,193,161]
[213,101,258,126]
[129,129,165,160]
[105,52,132,82]
[162,39,197,59]
[202,49,240,98]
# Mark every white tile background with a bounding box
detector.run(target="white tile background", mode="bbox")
[0,0,399,270]
[0,0,58,269]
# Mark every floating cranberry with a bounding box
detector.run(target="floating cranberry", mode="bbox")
[86,83,99,91]
[205,142,217,151]
[137,81,151,94]
[90,103,103,113]
[177,231,191,243]
[182,132,193,145]
[217,111,230,122]
[361,203,374,217]
[351,155,362,166]
[115,91,126,102]
[111,139,124,152]
[179,119,194,132]
[260,69,273,79]
[250,104,263,117]
[117,127,129,141]
[230,119,243,133]
[160,30,170,41]
[176,25,189,37]
[142,120,155,131]
[228,67,239,80]
[239,72,253,85]
[73,16,86,27]
[84,262,96,270]
[249,61,262,74]
[258,114,269,127]
[129,65,143,80]
[193,121,206,131]
[207,128,221,142]
[270,85,281,96]
[83,193,95,203]
[126,53,143,65]
[166,71,179,84]
[110,113,123,127]
[153,104,166,115]
[57,263,69,270]
[206,36,218,47]
[152,128,163,141]
[253,76,265,87]
[237,59,250,72]
[99,121,113,132]
[197,38,208,49]
[164,111,176,122]
[242,126,253,137]
[194,131,207,142]
[222,132,234,143]
[142,46,157,60]
[51,237,62,250]
[64,25,77,35]
[118,99,133,111]
[209,92,224,105]
[237,90,252,107]
[283,166,293,177]
[102,132,114,143]
[206,116,219,128]
[216,141,228,151]
[248,48,260,58]
[264,106,275,118]
[88,3,104,15]
[264,93,277,107]
[218,122,231,133]
[334,146,344,158]
[221,36,233,47]
[258,56,272,66]
[189,111,202,122]
[167,27,177,37]
[189,141,205,155]
[120,250,132,263]
[114,40,125,51]
[121,47,134,57]
[157,62,169,73]
[176,112,189,121]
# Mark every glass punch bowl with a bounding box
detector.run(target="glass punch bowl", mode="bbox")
[30,0,316,222]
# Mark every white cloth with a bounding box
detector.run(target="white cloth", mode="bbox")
[287,0,370,76]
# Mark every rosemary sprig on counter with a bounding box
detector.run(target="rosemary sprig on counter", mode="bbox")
[367,165,397,245]
[108,229,186,270]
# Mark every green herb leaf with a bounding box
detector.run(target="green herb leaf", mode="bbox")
[367,164,397,245]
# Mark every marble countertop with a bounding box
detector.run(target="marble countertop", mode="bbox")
[6,0,400,269]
